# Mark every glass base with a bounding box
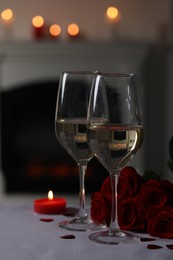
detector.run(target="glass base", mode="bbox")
[59,217,106,232]
[89,229,141,245]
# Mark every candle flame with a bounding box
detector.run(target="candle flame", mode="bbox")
[106,7,119,20]
[48,190,53,200]
[32,15,44,28]
[67,23,79,37]
[49,24,61,37]
[1,8,13,22]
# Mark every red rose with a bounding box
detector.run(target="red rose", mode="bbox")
[148,207,173,238]
[118,197,146,231]
[100,166,143,202]
[138,179,167,219]
[118,166,144,198]
[90,192,111,225]
[161,180,173,207]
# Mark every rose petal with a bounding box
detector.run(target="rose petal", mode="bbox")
[40,218,54,222]
[147,244,163,250]
[60,235,75,239]
[166,244,173,250]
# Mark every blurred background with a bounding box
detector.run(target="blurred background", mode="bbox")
[0,0,173,199]
[0,0,170,42]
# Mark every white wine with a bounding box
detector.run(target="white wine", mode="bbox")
[56,119,94,163]
[87,125,143,172]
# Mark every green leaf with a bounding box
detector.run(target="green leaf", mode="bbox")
[143,170,160,182]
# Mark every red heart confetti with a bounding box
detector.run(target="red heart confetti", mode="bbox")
[147,244,163,250]
[166,244,173,250]
[40,218,54,222]
[60,235,76,239]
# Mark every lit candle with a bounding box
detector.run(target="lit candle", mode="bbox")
[105,6,121,40]
[67,23,80,39]
[32,15,45,40]
[0,8,14,40]
[34,190,66,214]
[49,24,61,39]
[106,6,119,21]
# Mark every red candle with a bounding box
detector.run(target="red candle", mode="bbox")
[34,190,66,214]
[32,15,45,40]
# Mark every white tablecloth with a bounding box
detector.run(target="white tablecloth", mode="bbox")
[0,203,172,260]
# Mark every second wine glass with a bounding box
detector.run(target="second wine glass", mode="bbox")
[55,71,106,231]
[87,72,144,244]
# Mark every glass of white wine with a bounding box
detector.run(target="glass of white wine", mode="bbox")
[55,71,106,231]
[87,73,144,244]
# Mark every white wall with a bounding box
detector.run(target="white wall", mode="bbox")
[0,0,171,42]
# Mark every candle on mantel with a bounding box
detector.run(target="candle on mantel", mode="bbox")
[32,15,45,40]
[34,190,66,214]
[67,23,80,39]
[105,6,121,40]
[49,24,61,39]
[0,8,14,40]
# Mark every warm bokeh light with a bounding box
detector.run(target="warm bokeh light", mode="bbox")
[49,24,61,37]
[106,6,119,20]
[1,8,13,21]
[67,23,79,37]
[32,15,44,28]
[48,190,53,200]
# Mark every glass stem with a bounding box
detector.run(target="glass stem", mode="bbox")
[109,172,120,233]
[77,163,88,219]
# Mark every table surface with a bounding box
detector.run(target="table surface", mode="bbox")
[0,199,173,260]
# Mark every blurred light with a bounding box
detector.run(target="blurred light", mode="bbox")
[67,23,79,37]
[106,6,119,20]
[49,24,61,37]
[1,8,13,21]
[32,15,44,28]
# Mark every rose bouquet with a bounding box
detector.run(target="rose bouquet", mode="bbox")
[90,136,173,239]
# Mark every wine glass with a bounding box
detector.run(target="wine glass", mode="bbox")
[87,73,143,244]
[55,71,106,231]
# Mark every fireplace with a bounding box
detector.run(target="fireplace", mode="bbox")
[0,41,147,193]
[0,79,108,193]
